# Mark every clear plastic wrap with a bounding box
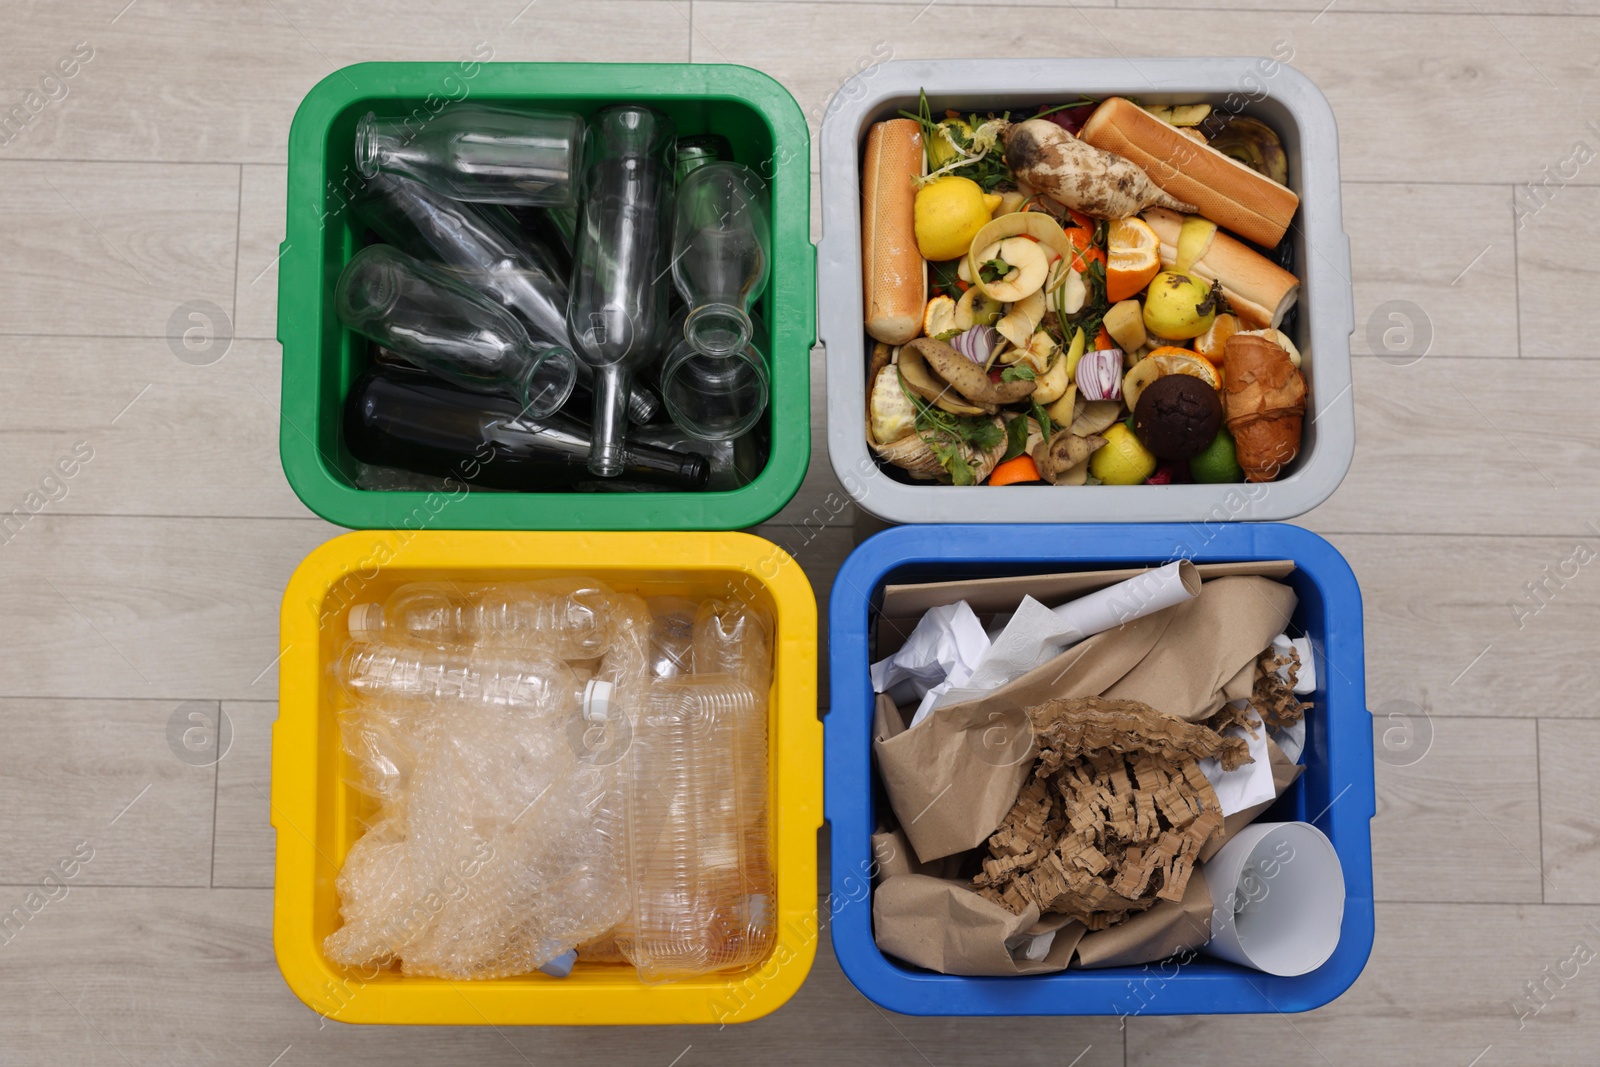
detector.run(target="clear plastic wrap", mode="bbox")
[325,580,631,980]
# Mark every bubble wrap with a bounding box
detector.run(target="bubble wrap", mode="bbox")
[325,582,632,980]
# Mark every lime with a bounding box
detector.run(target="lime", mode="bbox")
[914,176,1002,262]
[1090,424,1158,486]
[1190,428,1244,483]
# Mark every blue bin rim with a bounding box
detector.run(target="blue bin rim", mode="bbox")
[824,523,1376,1016]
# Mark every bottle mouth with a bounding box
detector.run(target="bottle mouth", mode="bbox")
[683,303,752,358]
[354,111,382,180]
[518,345,579,420]
[587,441,626,479]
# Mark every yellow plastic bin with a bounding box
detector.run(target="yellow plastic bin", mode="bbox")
[272,530,821,1025]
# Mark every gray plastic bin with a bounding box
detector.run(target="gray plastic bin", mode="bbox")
[819,58,1355,523]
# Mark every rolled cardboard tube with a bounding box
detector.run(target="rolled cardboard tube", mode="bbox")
[1200,821,1344,976]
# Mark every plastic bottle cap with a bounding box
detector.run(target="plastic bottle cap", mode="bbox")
[347,603,383,639]
[583,679,614,722]
[537,949,578,979]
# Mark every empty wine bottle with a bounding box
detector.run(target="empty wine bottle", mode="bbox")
[353,175,658,424]
[335,245,576,418]
[671,162,770,358]
[355,105,584,206]
[344,365,708,492]
[567,105,677,477]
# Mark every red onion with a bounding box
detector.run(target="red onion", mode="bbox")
[950,325,996,364]
[1076,347,1123,401]
[1040,103,1099,136]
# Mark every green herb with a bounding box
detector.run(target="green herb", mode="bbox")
[1000,363,1036,383]
[1030,398,1054,444]
[1001,413,1031,462]
[978,258,1012,283]
[1030,98,1100,121]
[928,258,964,297]
[895,369,1004,485]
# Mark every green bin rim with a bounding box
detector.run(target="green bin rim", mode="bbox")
[279,61,814,531]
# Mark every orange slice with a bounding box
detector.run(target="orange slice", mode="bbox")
[1194,313,1243,366]
[1123,347,1223,410]
[1106,217,1162,304]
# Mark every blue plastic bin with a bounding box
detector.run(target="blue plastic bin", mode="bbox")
[825,523,1375,1016]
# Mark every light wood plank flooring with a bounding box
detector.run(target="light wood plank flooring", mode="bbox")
[1,2,1595,1063]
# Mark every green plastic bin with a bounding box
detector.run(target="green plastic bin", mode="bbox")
[278,62,814,530]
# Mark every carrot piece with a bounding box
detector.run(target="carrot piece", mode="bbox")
[1095,326,1114,350]
[1067,207,1096,232]
[989,455,1042,486]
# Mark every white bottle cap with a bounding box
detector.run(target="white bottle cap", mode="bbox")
[347,603,384,639]
[583,679,614,722]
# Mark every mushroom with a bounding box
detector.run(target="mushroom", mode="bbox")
[905,337,1036,410]
[1032,429,1108,485]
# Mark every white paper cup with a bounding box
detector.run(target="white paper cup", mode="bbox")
[1201,821,1344,976]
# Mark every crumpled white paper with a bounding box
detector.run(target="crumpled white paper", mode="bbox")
[917,562,1200,724]
[1274,634,1316,695]
[1199,708,1278,816]
[869,601,989,710]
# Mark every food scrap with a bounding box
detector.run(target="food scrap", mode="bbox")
[860,91,1306,487]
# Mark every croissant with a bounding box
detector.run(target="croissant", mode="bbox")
[1222,334,1306,482]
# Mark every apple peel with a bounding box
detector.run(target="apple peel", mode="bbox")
[965,212,1080,303]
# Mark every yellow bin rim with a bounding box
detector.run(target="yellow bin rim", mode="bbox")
[272,529,821,1025]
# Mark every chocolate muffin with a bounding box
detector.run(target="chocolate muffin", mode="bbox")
[1133,374,1224,460]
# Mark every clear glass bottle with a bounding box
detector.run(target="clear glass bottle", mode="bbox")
[347,578,619,660]
[355,105,584,207]
[343,366,709,492]
[335,245,576,418]
[657,334,770,442]
[566,105,677,477]
[674,134,732,184]
[670,162,770,358]
[354,174,657,424]
[624,674,773,982]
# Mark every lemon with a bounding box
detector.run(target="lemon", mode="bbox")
[1090,423,1158,486]
[914,176,1002,262]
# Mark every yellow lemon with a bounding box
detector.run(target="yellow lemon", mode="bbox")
[1090,423,1158,486]
[914,176,1002,262]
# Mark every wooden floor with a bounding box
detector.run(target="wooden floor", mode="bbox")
[1,2,1597,1064]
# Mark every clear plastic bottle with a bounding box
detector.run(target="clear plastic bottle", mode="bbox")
[355,105,585,207]
[644,596,697,679]
[693,598,773,692]
[335,639,615,719]
[670,162,770,358]
[347,579,619,660]
[334,245,576,418]
[624,674,773,982]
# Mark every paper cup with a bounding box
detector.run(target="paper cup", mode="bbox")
[1201,821,1344,976]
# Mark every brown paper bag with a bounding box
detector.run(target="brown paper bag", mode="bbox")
[1073,865,1213,969]
[876,575,1298,862]
[873,874,1086,976]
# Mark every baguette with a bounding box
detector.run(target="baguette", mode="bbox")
[861,119,926,345]
[1082,97,1298,249]
[1142,207,1299,330]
